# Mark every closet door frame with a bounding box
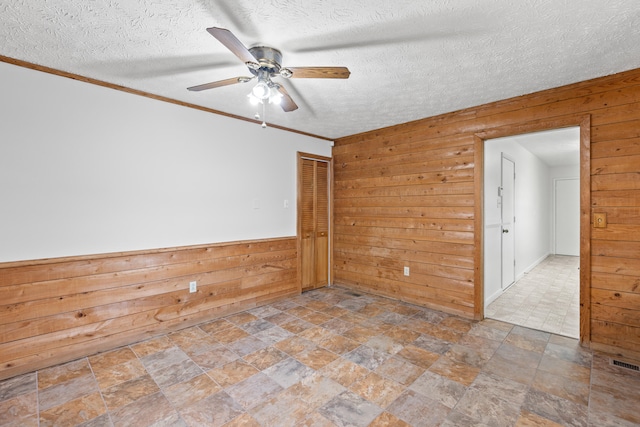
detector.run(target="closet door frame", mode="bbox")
[297,152,333,292]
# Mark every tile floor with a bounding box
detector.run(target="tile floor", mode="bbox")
[2,285,639,427]
[486,255,580,338]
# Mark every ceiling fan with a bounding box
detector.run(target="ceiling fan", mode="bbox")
[187,27,351,112]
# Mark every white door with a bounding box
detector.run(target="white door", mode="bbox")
[501,155,516,289]
[555,178,580,256]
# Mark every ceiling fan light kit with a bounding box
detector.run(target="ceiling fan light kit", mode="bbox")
[187,27,350,128]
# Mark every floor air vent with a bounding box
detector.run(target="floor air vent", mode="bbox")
[611,359,640,372]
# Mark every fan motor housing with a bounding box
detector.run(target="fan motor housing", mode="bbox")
[248,46,282,76]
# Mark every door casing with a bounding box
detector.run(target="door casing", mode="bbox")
[474,115,591,345]
[297,152,333,292]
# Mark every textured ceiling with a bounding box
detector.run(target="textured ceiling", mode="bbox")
[2,1,640,139]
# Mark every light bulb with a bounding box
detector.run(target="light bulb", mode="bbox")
[252,81,270,100]
[269,86,282,105]
[247,93,261,105]
[270,93,282,105]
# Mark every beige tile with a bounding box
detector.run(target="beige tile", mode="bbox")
[38,373,99,412]
[369,411,412,427]
[199,318,236,334]
[440,316,474,333]
[101,374,159,411]
[222,413,262,427]
[226,312,259,325]
[287,306,317,319]
[319,357,370,388]
[0,392,37,426]
[383,326,421,346]
[299,326,335,345]
[251,388,312,426]
[211,325,251,344]
[39,392,105,427]
[318,334,360,354]
[341,325,379,343]
[130,335,174,358]
[537,354,591,384]
[37,359,92,390]
[163,373,221,409]
[110,391,179,427]
[207,360,259,388]
[531,370,589,406]
[295,347,339,370]
[375,356,424,386]
[274,336,317,356]
[516,409,564,426]
[92,357,147,390]
[350,372,405,408]
[88,347,137,371]
[280,318,314,334]
[396,345,441,369]
[428,355,480,387]
[243,346,289,371]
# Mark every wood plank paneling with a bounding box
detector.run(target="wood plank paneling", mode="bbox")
[334,66,640,360]
[0,237,298,380]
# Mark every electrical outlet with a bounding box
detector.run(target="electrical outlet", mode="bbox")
[403,266,410,276]
[189,281,197,293]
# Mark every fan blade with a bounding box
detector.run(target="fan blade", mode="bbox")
[187,76,252,91]
[285,67,350,79]
[277,85,298,112]
[207,27,257,65]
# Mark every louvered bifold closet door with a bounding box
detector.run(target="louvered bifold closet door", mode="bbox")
[300,158,330,291]
[315,162,329,286]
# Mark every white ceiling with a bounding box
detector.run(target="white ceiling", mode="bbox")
[2,1,639,139]
[492,127,581,167]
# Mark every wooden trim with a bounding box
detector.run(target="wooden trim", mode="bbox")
[297,154,304,293]
[473,135,484,320]
[590,342,640,363]
[0,54,332,142]
[329,156,335,286]
[579,115,592,345]
[297,152,333,291]
[298,152,332,163]
[0,236,293,269]
[474,114,591,343]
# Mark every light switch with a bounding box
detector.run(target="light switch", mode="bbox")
[594,213,607,228]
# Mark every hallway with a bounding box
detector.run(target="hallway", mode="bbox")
[486,255,580,338]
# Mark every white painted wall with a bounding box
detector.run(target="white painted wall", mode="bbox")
[551,164,580,256]
[0,62,332,262]
[484,138,551,305]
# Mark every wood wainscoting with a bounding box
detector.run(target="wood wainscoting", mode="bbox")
[333,67,640,360]
[0,237,298,380]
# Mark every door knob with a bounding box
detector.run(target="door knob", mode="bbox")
[502,229,509,233]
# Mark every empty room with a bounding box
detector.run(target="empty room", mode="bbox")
[1,1,640,426]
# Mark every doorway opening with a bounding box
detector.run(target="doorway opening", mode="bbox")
[482,127,581,338]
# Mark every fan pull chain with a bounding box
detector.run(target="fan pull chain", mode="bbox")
[261,101,267,128]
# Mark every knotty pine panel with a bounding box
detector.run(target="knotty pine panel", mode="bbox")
[333,66,640,360]
[0,237,298,380]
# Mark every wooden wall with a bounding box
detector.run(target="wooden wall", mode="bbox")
[0,237,298,380]
[333,67,640,359]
